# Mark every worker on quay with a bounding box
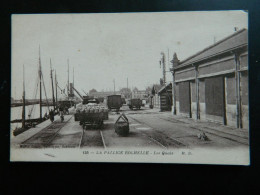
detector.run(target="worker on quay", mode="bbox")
[65,106,69,115]
[44,112,48,120]
[49,109,54,123]
[60,109,64,122]
[59,108,64,122]
[59,106,64,115]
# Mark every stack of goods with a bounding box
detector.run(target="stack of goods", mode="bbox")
[76,103,108,113]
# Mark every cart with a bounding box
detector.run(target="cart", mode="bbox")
[128,98,142,110]
[107,95,122,111]
[75,112,108,130]
[114,113,129,136]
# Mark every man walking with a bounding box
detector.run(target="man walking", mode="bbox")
[49,109,54,122]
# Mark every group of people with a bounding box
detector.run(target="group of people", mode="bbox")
[43,105,69,123]
[59,106,69,115]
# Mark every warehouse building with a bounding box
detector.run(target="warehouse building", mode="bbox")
[170,29,248,129]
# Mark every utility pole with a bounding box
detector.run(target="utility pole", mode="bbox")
[22,64,25,128]
[73,66,74,96]
[67,59,69,98]
[127,77,129,98]
[113,79,115,94]
[14,86,16,100]
[167,48,169,70]
[170,53,179,115]
[55,70,58,106]
[160,52,166,85]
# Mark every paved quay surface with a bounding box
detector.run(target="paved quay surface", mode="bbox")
[11,105,249,149]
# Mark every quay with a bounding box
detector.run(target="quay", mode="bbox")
[11,105,249,149]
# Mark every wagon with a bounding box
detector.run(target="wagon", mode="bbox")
[107,95,122,111]
[128,98,142,110]
[75,111,108,129]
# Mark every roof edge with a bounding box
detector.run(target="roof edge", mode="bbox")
[175,43,248,70]
[179,28,247,65]
[158,83,172,94]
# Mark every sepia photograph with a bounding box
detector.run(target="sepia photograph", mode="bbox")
[10,11,249,164]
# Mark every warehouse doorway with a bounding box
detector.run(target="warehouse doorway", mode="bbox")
[179,81,192,118]
[205,76,226,124]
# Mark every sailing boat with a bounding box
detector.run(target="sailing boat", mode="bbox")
[13,65,29,136]
[56,59,75,111]
[27,46,51,122]
[12,46,51,136]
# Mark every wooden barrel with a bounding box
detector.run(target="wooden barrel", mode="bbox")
[114,113,129,136]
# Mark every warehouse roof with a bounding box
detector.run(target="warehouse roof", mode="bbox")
[177,28,248,68]
[158,83,172,95]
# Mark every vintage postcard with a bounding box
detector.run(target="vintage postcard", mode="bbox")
[10,11,249,165]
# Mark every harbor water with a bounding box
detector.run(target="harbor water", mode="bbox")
[10,104,55,131]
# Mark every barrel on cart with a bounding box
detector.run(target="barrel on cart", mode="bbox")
[128,98,142,110]
[107,95,122,111]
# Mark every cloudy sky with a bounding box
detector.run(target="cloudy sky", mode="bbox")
[11,11,247,100]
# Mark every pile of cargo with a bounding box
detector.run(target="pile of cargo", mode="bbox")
[76,103,108,113]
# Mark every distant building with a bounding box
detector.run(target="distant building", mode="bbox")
[170,29,248,129]
[131,90,148,99]
[148,84,162,108]
[89,91,121,98]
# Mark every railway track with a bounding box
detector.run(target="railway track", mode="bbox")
[127,116,187,149]
[79,128,107,149]
[20,116,73,148]
[158,116,249,146]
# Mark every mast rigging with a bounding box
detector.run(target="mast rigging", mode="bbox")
[39,46,42,120]
[50,59,56,110]
[22,64,25,128]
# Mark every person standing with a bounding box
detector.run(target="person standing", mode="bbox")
[49,109,54,122]
[59,106,64,115]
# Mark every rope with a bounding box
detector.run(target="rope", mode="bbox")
[28,76,39,119]
[41,73,50,113]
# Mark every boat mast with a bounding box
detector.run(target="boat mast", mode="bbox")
[55,70,58,107]
[67,59,69,99]
[72,66,74,97]
[22,64,25,128]
[39,46,42,120]
[50,59,55,110]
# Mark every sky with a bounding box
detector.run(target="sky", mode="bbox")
[11,11,248,100]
